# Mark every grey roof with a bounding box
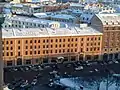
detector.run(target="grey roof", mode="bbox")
[96,13,120,25]
[2,27,102,38]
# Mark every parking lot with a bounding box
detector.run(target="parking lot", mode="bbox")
[4,59,120,90]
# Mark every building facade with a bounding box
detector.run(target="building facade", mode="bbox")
[2,27,102,67]
[91,13,120,61]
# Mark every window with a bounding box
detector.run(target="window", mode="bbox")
[3,53,4,56]
[6,52,9,56]
[10,41,13,44]
[38,40,40,43]
[63,49,65,52]
[71,44,73,47]
[55,50,57,53]
[71,49,73,52]
[87,38,89,41]
[98,48,100,50]
[59,44,61,47]
[87,43,89,46]
[81,43,83,46]
[75,44,77,47]
[2,47,4,50]
[30,51,32,55]
[7,61,12,66]
[2,41,4,44]
[18,46,20,49]
[30,40,32,43]
[38,45,40,48]
[81,38,83,41]
[51,45,53,48]
[56,39,58,42]
[67,49,69,52]
[46,45,49,48]
[94,47,96,51]
[59,50,61,53]
[75,38,77,41]
[34,46,36,49]
[51,39,53,42]
[63,44,65,47]
[47,39,49,43]
[81,48,83,52]
[18,40,20,44]
[75,49,77,52]
[59,39,61,42]
[6,41,9,44]
[26,40,28,44]
[38,51,40,54]
[43,45,45,48]
[68,39,70,42]
[98,37,101,40]
[34,40,37,43]
[26,46,28,49]
[71,38,73,41]
[90,48,92,51]
[18,52,20,56]
[6,47,9,50]
[56,44,57,48]
[43,50,45,54]
[25,51,28,55]
[11,47,13,50]
[11,52,13,56]
[51,50,52,53]
[91,38,93,41]
[63,39,65,42]
[98,42,100,45]
[94,43,96,45]
[34,51,36,54]
[105,49,107,51]
[110,49,112,51]
[26,60,31,64]
[30,46,32,49]
[68,44,70,47]
[86,48,88,51]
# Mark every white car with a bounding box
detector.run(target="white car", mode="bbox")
[75,66,83,71]
[31,79,37,85]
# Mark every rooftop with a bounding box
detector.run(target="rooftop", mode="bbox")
[50,14,75,20]
[2,27,102,38]
[96,13,120,25]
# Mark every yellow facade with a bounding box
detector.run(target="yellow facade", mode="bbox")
[3,35,102,67]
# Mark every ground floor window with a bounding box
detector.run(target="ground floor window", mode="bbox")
[17,58,22,65]
[71,56,76,61]
[103,54,108,61]
[86,55,91,60]
[25,59,31,64]
[115,53,118,59]
[109,54,113,60]
[43,58,48,63]
[7,60,13,66]
[94,55,99,60]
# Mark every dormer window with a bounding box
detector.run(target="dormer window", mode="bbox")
[112,22,114,25]
[106,22,108,25]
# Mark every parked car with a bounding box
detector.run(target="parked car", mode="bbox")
[75,66,83,71]
[31,79,37,85]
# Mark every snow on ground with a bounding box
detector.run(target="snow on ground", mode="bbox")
[58,77,120,90]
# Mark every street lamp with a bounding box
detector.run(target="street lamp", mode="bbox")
[0,1,9,90]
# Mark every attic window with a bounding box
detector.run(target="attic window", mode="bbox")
[106,22,108,25]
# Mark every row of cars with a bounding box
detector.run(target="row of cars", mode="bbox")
[7,73,42,90]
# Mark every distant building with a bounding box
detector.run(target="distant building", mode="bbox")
[91,13,120,61]
[3,15,62,28]
[2,26,103,67]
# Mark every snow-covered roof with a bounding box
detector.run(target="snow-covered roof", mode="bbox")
[7,15,58,25]
[2,27,102,38]
[50,14,75,20]
[96,13,120,25]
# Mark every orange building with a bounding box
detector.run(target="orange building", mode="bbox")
[2,26,103,67]
[91,13,120,61]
